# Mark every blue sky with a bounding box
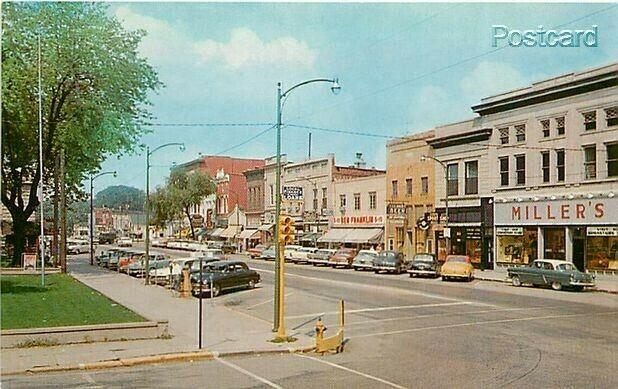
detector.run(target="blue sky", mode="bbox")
[94,2,617,193]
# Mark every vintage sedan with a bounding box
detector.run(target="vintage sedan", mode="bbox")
[408,253,440,278]
[67,239,89,254]
[261,247,276,261]
[290,247,318,264]
[328,248,358,268]
[309,249,337,266]
[441,255,474,282]
[352,250,379,271]
[247,244,269,259]
[283,245,302,261]
[508,259,595,291]
[191,261,260,297]
[117,237,133,247]
[373,251,406,274]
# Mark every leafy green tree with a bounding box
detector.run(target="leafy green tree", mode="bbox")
[95,185,145,211]
[150,170,215,240]
[1,3,161,265]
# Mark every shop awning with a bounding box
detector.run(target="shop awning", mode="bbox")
[239,229,260,239]
[318,228,383,244]
[209,228,225,237]
[258,223,274,231]
[220,225,242,239]
[345,228,383,244]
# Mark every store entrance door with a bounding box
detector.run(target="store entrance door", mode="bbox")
[573,227,585,271]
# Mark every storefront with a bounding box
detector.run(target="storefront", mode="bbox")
[494,195,617,273]
[435,227,481,264]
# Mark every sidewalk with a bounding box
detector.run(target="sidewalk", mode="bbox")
[474,268,618,293]
[1,259,313,375]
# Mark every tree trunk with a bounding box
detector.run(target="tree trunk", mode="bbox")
[11,215,28,267]
[185,208,196,240]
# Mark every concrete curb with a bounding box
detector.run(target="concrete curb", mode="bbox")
[2,344,316,376]
[474,275,617,294]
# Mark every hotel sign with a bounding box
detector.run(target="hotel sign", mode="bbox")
[495,198,617,225]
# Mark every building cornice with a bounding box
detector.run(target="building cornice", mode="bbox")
[427,128,492,149]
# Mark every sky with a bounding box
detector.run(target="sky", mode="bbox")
[94,1,618,194]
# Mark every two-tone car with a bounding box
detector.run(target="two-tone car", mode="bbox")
[261,246,276,261]
[290,247,318,264]
[351,250,378,271]
[283,245,302,261]
[408,253,440,278]
[191,260,260,297]
[441,255,474,282]
[508,259,595,291]
[247,244,269,259]
[308,249,336,266]
[373,251,406,274]
[328,248,358,268]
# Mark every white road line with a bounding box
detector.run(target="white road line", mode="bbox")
[246,292,293,310]
[288,301,472,320]
[81,372,96,384]
[296,354,407,389]
[345,306,563,327]
[257,268,497,307]
[215,356,283,389]
[350,311,618,339]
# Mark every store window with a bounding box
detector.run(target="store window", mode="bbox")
[583,145,597,180]
[544,228,566,260]
[586,228,618,271]
[496,227,538,264]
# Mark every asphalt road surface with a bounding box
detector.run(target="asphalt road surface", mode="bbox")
[5,245,617,388]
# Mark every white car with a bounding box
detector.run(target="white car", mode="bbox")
[283,245,302,261]
[290,247,318,264]
[67,239,89,254]
[117,237,133,247]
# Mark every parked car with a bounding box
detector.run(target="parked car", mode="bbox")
[208,241,224,250]
[67,239,89,254]
[190,261,260,297]
[248,244,269,259]
[124,254,167,277]
[118,251,145,270]
[96,249,118,265]
[148,259,172,283]
[283,245,302,261]
[441,255,474,282]
[408,253,440,278]
[309,249,337,266]
[352,250,379,271]
[290,247,318,264]
[373,251,406,274]
[98,232,117,244]
[221,243,237,254]
[261,247,276,261]
[329,248,358,268]
[508,259,595,291]
[190,257,222,274]
[117,237,133,247]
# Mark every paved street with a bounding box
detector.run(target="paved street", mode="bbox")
[4,245,617,388]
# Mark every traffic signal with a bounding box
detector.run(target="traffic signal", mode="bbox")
[278,215,295,244]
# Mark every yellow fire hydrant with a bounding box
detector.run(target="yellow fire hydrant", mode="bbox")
[314,300,345,354]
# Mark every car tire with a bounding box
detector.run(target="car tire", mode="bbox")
[511,275,522,287]
[248,280,256,289]
[551,281,562,291]
[410,273,415,278]
[442,276,447,281]
[353,267,359,271]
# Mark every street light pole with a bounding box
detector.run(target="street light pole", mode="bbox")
[89,171,117,265]
[273,77,341,334]
[145,142,185,285]
[421,155,450,257]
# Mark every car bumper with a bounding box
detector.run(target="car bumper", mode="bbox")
[352,263,373,269]
[569,281,596,287]
[328,261,350,267]
[310,259,329,265]
[442,272,470,278]
[408,269,438,276]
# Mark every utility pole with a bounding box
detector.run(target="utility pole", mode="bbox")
[53,154,59,267]
[308,132,312,159]
[59,149,67,274]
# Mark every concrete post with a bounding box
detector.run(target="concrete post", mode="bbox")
[537,226,544,260]
[565,226,573,262]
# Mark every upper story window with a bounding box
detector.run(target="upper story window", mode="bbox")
[405,178,413,196]
[605,106,618,127]
[541,151,550,183]
[465,161,478,195]
[540,119,550,138]
[515,124,526,142]
[499,157,509,186]
[583,145,597,180]
[369,192,377,210]
[391,180,398,197]
[607,143,618,177]
[583,111,597,131]
[354,193,361,210]
[499,128,509,145]
[556,149,565,182]
[555,116,565,136]
[515,155,526,186]
[313,188,318,210]
[446,163,459,196]
[321,188,328,209]
[421,177,429,195]
[339,194,346,209]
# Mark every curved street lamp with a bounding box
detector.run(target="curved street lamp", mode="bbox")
[90,171,117,265]
[421,155,450,257]
[145,142,185,285]
[274,77,341,337]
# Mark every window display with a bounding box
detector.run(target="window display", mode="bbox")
[497,228,537,264]
[543,228,565,260]
[586,235,618,271]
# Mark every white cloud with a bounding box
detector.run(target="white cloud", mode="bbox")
[193,28,316,70]
[460,61,527,100]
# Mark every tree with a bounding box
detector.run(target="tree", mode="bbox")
[1,3,161,265]
[95,185,145,211]
[150,170,215,240]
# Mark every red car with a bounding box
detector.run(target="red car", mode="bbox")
[247,244,269,259]
[328,248,358,268]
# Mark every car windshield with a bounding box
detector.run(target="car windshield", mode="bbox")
[556,263,576,271]
[378,252,397,261]
[447,256,469,263]
[414,255,434,262]
[356,253,377,260]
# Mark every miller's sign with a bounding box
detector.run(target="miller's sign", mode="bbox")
[494,198,616,226]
